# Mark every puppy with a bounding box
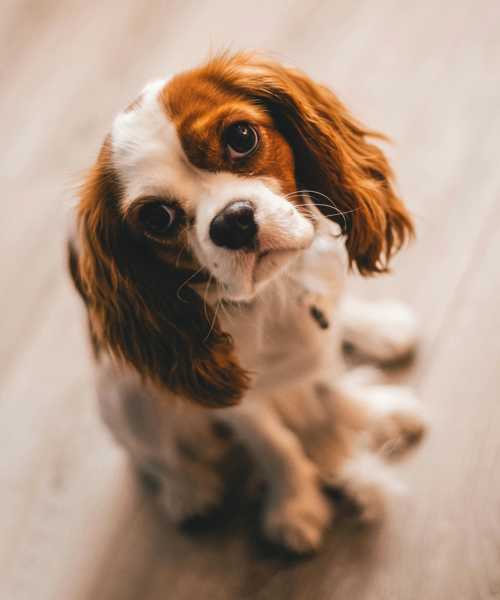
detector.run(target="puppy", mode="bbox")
[68,52,427,554]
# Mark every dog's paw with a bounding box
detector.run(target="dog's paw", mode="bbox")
[366,386,429,458]
[340,365,386,387]
[330,453,403,523]
[158,468,223,523]
[263,484,332,554]
[343,299,418,364]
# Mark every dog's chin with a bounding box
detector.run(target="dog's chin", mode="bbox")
[217,247,303,303]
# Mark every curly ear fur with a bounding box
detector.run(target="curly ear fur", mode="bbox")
[209,53,414,274]
[73,141,249,408]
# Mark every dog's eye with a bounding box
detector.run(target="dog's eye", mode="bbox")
[138,202,176,236]
[224,122,259,159]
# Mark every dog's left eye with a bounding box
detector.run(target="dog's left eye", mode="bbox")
[138,202,176,236]
[224,122,259,159]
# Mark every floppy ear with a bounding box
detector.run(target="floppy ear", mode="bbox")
[73,141,249,408]
[221,54,414,274]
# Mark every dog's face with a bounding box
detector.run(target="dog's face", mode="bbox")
[114,74,314,302]
[74,53,413,407]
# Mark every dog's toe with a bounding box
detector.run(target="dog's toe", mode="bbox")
[367,387,429,458]
[263,486,332,554]
[330,453,404,523]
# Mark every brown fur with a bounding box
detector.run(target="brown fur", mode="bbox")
[73,140,249,408]
[163,79,297,196]
[185,52,414,274]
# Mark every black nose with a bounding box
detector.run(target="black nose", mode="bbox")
[209,200,258,250]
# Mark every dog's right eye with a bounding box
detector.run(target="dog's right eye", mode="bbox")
[138,202,176,236]
[223,122,259,159]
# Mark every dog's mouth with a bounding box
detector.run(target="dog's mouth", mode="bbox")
[193,246,304,303]
[219,244,309,302]
[253,246,304,285]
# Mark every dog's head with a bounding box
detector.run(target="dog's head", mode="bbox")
[74,52,413,407]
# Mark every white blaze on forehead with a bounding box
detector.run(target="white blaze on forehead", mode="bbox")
[111,77,208,208]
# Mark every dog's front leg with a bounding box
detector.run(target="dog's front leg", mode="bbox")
[218,399,332,554]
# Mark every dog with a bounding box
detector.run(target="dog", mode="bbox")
[68,52,427,554]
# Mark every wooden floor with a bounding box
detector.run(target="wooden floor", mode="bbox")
[1,1,500,598]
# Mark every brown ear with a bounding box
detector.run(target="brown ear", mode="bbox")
[216,53,414,274]
[73,141,249,407]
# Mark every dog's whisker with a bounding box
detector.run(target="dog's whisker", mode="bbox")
[292,202,359,216]
[283,189,355,229]
[175,243,188,268]
[203,273,213,322]
[204,297,221,342]
[214,279,237,325]
[292,199,359,230]
[219,295,234,324]
[176,266,205,302]
[284,189,335,202]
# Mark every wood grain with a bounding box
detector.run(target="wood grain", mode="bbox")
[1,1,499,598]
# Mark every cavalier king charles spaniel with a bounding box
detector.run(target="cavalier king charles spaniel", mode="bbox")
[69,53,427,554]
